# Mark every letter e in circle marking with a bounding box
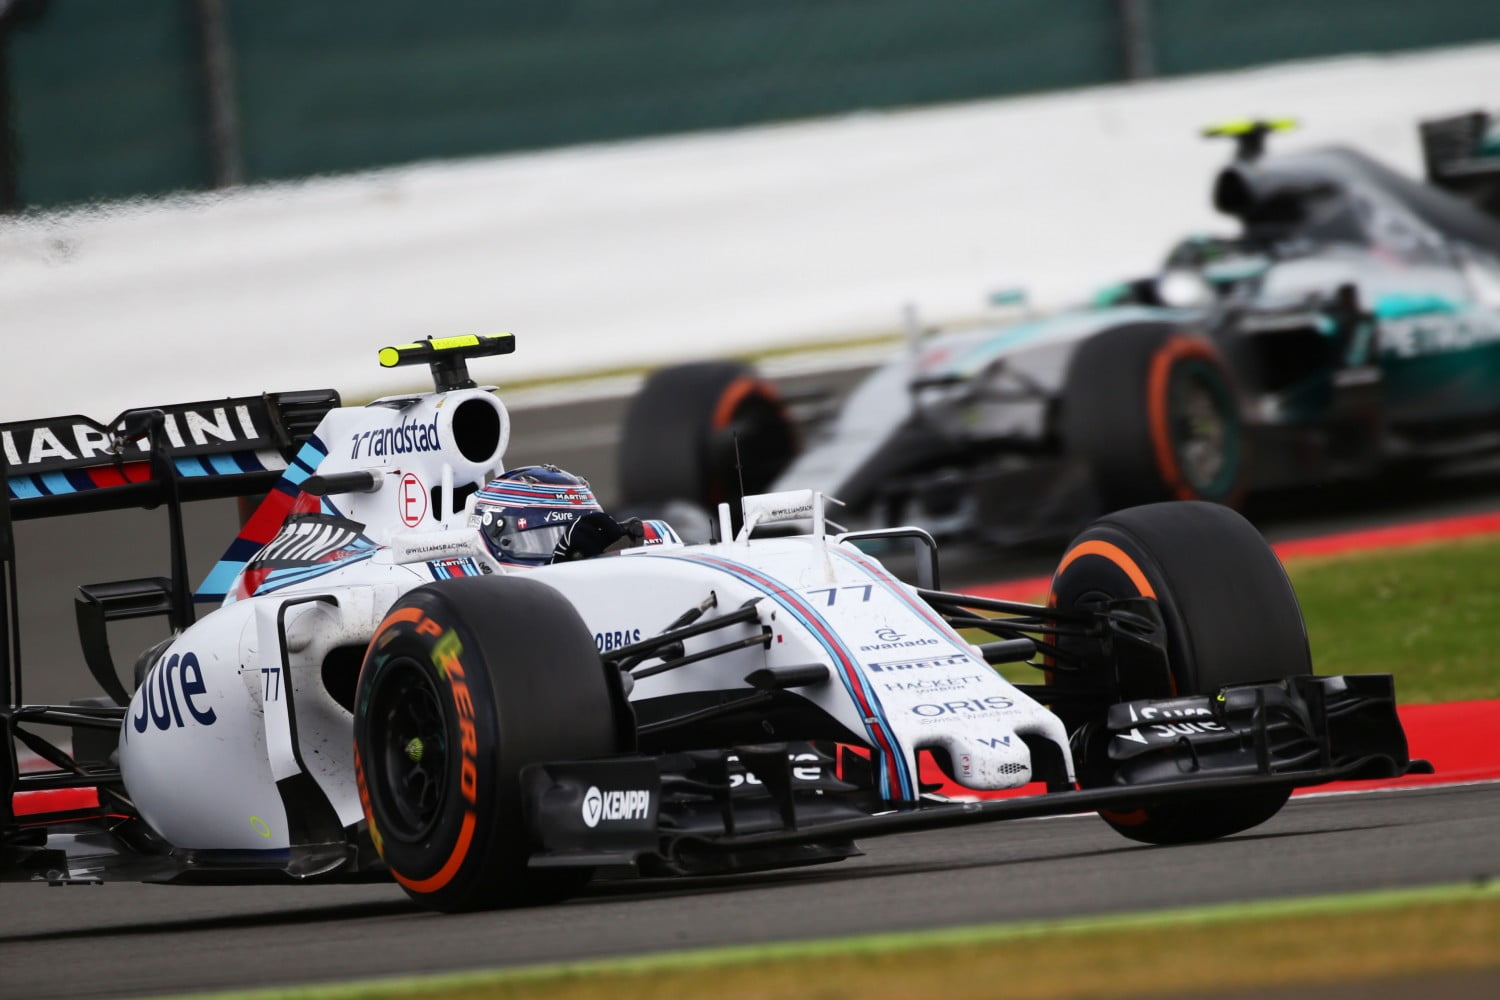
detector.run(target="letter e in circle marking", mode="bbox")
[399,473,427,527]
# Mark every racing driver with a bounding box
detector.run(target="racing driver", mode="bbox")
[470,464,677,566]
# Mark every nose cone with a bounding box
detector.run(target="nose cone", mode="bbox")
[921,731,1033,790]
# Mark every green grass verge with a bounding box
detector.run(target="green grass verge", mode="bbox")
[184,881,1500,1000]
[1290,534,1500,703]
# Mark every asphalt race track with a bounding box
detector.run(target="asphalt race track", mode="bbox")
[0,785,1495,999]
[5,372,1500,998]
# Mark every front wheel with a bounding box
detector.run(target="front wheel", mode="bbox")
[354,576,626,911]
[1049,501,1310,844]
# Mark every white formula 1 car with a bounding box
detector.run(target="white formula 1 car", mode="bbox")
[1,336,1425,911]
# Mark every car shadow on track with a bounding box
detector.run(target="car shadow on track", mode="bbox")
[577,817,1404,906]
[578,841,1155,904]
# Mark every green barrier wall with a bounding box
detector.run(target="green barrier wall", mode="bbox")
[223,0,1117,182]
[8,0,204,206]
[1152,0,1500,74]
[4,0,1499,209]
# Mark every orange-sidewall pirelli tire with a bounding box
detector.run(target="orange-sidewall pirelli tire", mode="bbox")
[1048,501,1311,845]
[1062,323,1247,513]
[353,576,624,912]
[619,361,797,510]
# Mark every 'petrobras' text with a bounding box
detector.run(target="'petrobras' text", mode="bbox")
[349,417,442,459]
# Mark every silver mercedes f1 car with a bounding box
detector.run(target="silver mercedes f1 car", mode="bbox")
[2,336,1424,911]
[617,119,1500,543]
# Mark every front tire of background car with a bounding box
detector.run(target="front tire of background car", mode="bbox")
[1049,501,1311,845]
[618,361,797,512]
[1062,323,1246,512]
[353,576,624,912]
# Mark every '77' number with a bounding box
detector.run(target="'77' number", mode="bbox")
[805,585,873,606]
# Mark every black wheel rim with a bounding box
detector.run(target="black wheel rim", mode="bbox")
[1169,360,1239,497]
[368,659,450,842]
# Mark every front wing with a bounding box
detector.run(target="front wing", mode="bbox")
[524,674,1426,876]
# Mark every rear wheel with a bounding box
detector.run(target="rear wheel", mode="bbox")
[618,361,797,510]
[1049,501,1310,844]
[354,576,625,911]
[1063,324,1245,511]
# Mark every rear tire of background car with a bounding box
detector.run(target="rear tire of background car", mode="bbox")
[1049,501,1311,845]
[618,361,797,512]
[353,576,626,912]
[1062,323,1246,512]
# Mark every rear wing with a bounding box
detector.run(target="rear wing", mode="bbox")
[3,390,339,520]
[1419,110,1500,221]
[1,388,338,715]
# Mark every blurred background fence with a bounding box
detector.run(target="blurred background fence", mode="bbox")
[3,0,1500,211]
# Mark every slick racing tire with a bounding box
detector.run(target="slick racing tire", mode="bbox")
[1049,501,1310,845]
[1062,323,1246,512]
[354,576,626,912]
[618,361,797,511]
